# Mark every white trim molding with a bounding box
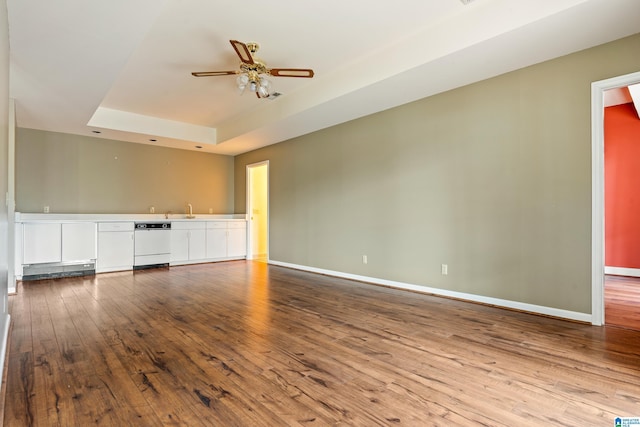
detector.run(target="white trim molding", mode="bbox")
[269,260,592,324]
[604,266,640,277]
[0,314,10,390]
[591,70,640,326]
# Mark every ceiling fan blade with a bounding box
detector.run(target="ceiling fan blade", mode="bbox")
[230,40,255,65]
[269,68,314,78]
[191,71,238,77]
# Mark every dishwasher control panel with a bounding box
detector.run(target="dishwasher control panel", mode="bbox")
[135,222,171,229]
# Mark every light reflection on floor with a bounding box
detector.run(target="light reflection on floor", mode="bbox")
[246,261,271,351]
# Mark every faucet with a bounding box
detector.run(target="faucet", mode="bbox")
[187,203,194,218]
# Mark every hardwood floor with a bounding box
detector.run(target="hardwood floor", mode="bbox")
[605,274,640,331]
[4,261,640,426]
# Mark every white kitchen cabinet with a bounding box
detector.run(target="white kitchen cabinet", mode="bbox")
[97,222,134,272]
[171,222,206,264]
[23,222,62,264]
[23,222,97,265]
[62,222,97,262]
[17,216,246,279]
[206,221,246,259]
[190,229,206,260]
[22,221,97,280]
[206,225,227,259]
[227,222,247,258]
[171,229,189,262]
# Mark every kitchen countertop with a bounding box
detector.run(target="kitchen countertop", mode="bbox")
[15,212,247,222]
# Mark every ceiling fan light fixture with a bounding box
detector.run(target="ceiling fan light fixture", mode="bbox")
[193,40,314,100]
[257,75,272,98]
[236,74,249,86]
[257,85,269,98]
[236,74,248,93]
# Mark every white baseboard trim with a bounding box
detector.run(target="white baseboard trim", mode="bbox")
[269,260,592,324]
[604,266,640,277]
[0,314,11,392]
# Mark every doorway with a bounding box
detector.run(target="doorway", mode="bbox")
[591,70,640,326]
[246,161,269,262]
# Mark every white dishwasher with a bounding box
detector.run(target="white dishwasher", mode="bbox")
[134,222,171,270]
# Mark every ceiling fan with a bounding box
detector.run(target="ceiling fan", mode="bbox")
[192,40,314,98]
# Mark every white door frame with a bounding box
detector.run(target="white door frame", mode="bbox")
[246,161,269,261]
[591,70,640,325]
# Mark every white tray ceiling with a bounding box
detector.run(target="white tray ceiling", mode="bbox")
[7,0,640,155]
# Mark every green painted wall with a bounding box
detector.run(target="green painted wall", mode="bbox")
[234,33,640,314]
[16,129,235,215]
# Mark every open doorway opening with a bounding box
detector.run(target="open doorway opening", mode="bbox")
[591,70,640,327]
[603,84,640,330]
[246,161,269,262]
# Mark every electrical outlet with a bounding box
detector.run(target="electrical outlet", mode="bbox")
[44,205,49,213]
[209,208,213,214]
[362,255,368,264]
[441,264,448,275]
[149,206,155,214]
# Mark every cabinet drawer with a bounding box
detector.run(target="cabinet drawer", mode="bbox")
[62,222,97,261]
[99,222,134,232]
[172,221,206,230]
[228,221,246,229]
[206,221,227,229]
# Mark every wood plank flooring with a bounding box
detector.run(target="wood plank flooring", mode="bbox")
[605,274,640,331]
[4,261,640,426]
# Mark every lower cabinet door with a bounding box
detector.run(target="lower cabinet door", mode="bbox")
[62,222,97,262]
[170,229,190,263]
[227,227,247,258]
[23,223,62,264]
[189,229,207,261]
[206,229,227,259]
[97,231,134,272]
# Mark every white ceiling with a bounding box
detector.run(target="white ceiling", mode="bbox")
[7,0,640,156]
